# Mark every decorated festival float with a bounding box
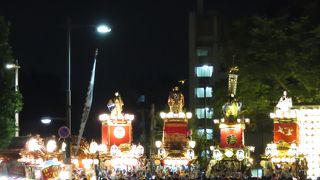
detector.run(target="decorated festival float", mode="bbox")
[98,92,145,178]
[153,86,197,178]
[14,134,98,179]
[207,66,253,178]
[261,91,320,179]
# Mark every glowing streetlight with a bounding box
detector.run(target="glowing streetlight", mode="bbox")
[97,25,111,33]
[40,117,65,125]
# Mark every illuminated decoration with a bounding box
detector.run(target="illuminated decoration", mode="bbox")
[27,138,42,152]
[155,87,195,170]
[263,91,320,179]
[187,149,195,160]
[224,149,234,158]
[158,148,165,157]
[110,145,119,156]
[61,142,66,152]
[46,139,57,153]
[189,140,196,148]
[98,144,107,154]
[212,149,222,161]
[155,141,162,148]
[100,92,133,146]
[296,106,320,179]
[135,144,144,157]
[208,66,253,178]
[228,66,239,97]
[236,150,245,161]
[98,92,145,172]
[113,126,125,139]
[89,141,99,154]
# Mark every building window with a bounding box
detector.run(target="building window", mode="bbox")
[197,129,213,140]
[195,65,213,77]
[196,48,208,57]
[195,87,213,98]
[196,108,214,119]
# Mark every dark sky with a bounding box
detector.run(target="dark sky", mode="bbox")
[2,0,298,141]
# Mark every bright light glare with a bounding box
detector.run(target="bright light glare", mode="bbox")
[46,140,57,153]
[6,64,15,69]
[97,25,111,33]
[41,118,52,124]
[27,138,40,151]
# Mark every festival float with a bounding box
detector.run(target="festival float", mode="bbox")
[207,66,253,178]
[16,135,66,179]
[262,91,320,179]
[154,86,196,177]
[98,92,145,176]
[14,134,99,180]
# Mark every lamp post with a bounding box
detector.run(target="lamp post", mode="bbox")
[40,116,66,125]
[65,17,111,179]
[6,61,20,137]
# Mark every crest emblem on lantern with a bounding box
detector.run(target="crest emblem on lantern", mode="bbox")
[114,126,125,139]
[226,134,237,145]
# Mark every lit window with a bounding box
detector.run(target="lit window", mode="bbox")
[195,87,213,98]
[196,108,214,119]
[196,48,208,57]
[197,129,213,140]
[195,65,213,77]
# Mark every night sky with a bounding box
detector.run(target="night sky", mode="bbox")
[2,0,290,140]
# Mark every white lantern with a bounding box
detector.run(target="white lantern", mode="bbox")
[213,149,222,161]
[136,145,144,157]
[187,149,195,160]
[27,138,41,152]
[46,139,57,153]
[188,140,196,149]
[98,144,107,154]
[155,141,162,148]
[225,149,234,158]
[236,149,245,161]
[110,145,119,156]
[158,148,165,157]
[89,141,99,154]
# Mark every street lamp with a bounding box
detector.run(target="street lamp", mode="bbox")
[40,116,66,125]
[65,17,111,179]
[6,61,20,137]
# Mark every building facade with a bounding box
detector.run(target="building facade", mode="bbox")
[188,0,222,140]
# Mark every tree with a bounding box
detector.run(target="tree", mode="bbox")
[216,15,320,130]
[0,16,23,148]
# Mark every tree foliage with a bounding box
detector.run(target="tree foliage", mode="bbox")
[0,17,23,148]
[215,16,320,132]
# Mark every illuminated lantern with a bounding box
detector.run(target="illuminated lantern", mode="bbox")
[225,149,234,158]
[110,144,119,156]
[187,149,195,160]
[89,141,99,154]
[136,144,144,157]
[27,138,41,152]
[46,139,57,153]
[213,149,222,161]
[236,149,245,161]
[158,148,165,157]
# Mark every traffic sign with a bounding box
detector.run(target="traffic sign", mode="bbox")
[58,126,70,138]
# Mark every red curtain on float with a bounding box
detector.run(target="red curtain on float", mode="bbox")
[164,122,188,135]
[164,122,188,145]
[220,126,243,148]
[274,123,299,144]
[101,124,131,146]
